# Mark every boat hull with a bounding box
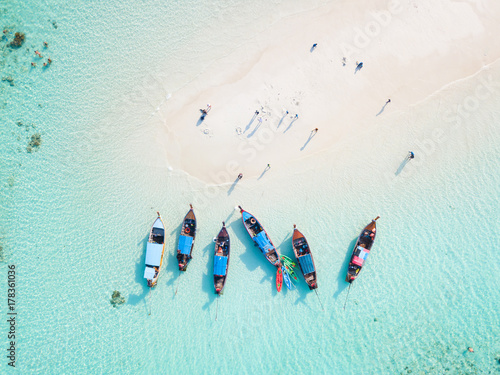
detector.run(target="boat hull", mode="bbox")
[214,223,230,295]
[144,214,165,287]
[239,207,280,267]
[292,226,318,290]
[345,217,379,283]
[177,205,196,271]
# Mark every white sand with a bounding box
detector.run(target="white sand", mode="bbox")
[157,0,500,184]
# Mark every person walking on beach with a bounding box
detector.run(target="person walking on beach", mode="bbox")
[407,151,414,160]
[237,173,243,180]
[312,43,317,50]
[313,128,318,133]
[355,61,363,73]
[255,110,259,115]
[294,114,299,119]
[266,164,271,170]
[386,99,391,104]
[200,104,211,119]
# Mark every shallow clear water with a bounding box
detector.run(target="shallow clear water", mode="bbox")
[1,1,499,374]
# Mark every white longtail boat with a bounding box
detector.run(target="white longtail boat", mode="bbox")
[144,212,165,287]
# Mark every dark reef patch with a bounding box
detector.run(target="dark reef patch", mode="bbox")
[27,132,42,153]
[2,76,14,86]
[110,291,126,307]
[9,32,25,48]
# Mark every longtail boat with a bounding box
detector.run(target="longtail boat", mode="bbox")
[177,204,196,271]
[292,225,318,290]
[238,206,280,267]
[214,222,230,295]
[346,216,380,283]
[144,212,165,287]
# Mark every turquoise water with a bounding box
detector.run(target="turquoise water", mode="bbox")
[1,1,500,374]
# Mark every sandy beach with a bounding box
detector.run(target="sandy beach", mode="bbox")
[155,0,500,183]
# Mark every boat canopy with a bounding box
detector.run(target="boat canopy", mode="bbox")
[214,256,228,276]
[352,246,370,266]
[300,254,315,274]
[254,231,273,252]
[144,266,156,279]
[178,235,193,255]
[145,242,163,266]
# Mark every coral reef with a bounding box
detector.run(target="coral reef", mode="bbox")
[27,133,42,153]
[2,76,14,86]
[9,32,25,48]
[110,291,126,307]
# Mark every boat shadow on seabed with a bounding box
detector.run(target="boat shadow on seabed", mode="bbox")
[202,241,217,311]
[333,236,358,300]
[163,220,183,284]
[229,220,277,293]
[128,235,150,306]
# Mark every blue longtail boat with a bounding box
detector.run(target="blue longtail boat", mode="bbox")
[239,206,280,267]
[292,224,317,290]
[177,204,196,271]
[213,222,230,295]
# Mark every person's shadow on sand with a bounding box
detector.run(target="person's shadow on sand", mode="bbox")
[258,165,271,180]
[376,102,389,116]
[395,157,411,176]
[277,113,287,129]
[243,113,258,134]
[247,121,261,138]
[283,118,298,133]
[300,130,317,151]
[227,177,241,195]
